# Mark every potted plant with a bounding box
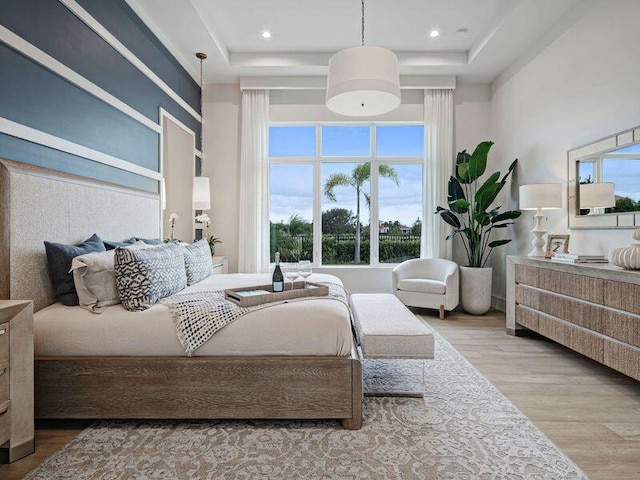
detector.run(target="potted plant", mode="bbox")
[436,141,521,314]
[195,213,222,256]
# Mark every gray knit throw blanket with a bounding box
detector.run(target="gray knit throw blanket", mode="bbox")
[161,282,349,356]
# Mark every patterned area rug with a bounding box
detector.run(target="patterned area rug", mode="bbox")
[26,329,587,479]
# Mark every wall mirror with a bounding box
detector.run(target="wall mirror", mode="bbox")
[568,124,640,229]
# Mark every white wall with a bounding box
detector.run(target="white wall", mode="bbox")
[452,84,492,267]
[162,118,194,242]
[202,84,242,271]
[489,0,640,304]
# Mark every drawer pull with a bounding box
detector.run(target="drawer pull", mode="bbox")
[0,400,9,415]
[0,328,5,336]
[0,368,5,377]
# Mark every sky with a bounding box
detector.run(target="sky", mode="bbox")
[269,126,424,226]
[579,158,640,202]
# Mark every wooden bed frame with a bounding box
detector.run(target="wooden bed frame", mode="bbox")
[0,160,363,430]
[34,348,363,429]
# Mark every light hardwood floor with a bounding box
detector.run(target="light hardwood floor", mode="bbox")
[2,310,639,479]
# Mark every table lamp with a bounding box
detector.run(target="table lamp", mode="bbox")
[192,176,211,210]
[579,182,615,213]
[519,183,562,257]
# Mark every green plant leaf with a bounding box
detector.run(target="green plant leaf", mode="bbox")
[439,210,461,228]
[467,141,494,182]
[456,150,470,165]
[491,210,522,223]
[488,239,512,248]
[450,198,470,211]
[455,151,472,183]
[447,176,468,213]
[475,184,501,213]
[448,176,465,201]
[473,212,491,226]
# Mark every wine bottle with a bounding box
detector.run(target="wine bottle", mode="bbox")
[272,252,284,292]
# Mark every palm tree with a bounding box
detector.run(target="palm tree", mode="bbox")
[323,163,400,264]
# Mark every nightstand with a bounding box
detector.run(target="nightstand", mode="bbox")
[212,256,228,274]
[0,300,34,464]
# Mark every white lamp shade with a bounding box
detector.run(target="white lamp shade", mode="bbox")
[519,183,563,210]
[580,182,615,208]
[326,46,401,117]
[192,176,211,210]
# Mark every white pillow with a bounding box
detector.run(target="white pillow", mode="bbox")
[71,250,120,313]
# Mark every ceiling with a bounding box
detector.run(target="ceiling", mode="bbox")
[126,0,585,85]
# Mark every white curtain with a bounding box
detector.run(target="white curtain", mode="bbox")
[238,89,270,273]
[422,89,454,260]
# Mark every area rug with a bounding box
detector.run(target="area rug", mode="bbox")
[25,328,587,479]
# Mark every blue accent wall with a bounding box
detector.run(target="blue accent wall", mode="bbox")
[0,0,201,192]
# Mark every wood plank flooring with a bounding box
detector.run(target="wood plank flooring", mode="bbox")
[2,309,639,479]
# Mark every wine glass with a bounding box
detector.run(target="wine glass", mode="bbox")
[284,262,299,290]
[298,260,312,289]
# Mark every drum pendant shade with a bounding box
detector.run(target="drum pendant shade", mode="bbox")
[326,46,401,117]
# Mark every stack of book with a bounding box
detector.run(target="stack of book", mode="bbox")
[551,253,608,264]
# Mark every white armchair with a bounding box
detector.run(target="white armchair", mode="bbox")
[392,258,459,319]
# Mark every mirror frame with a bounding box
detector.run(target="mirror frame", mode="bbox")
[568,124,640,230]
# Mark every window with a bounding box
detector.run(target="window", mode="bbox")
[268,124,424,265]
[270,165,314,262]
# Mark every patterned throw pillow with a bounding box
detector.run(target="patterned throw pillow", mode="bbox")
[114,242,187,312]
[183,239,214,286]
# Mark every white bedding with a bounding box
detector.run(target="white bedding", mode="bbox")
[34,273,353,357]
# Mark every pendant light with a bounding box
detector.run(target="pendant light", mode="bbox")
[326,0,401,117]
[193,52,211,211]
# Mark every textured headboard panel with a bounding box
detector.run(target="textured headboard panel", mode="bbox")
[0,159,160,311]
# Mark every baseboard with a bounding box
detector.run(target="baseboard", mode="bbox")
[491,294,506,313]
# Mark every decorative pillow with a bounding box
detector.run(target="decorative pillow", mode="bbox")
[183,239,213,286]
[103,237,136,250]
[114,242,187,312]
[134,237,163,245]
[44,234,106,306]
[71,250,119,313]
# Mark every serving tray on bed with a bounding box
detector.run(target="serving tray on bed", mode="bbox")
[224,282,329,307]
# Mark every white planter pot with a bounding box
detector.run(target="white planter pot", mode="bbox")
[460,266,493,315]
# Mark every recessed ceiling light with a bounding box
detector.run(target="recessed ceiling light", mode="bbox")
[429,30,439,38]
[262,31,272,39]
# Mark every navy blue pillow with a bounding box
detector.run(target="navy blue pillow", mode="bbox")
[44,234,106,306]
[103,237,136,250]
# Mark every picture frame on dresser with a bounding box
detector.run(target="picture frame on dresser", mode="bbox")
[545,234,570,258]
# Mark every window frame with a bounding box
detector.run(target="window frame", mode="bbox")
[269,121,425,267]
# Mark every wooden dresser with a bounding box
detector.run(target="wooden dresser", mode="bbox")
[0,300,34,463]
[507,256,640,381]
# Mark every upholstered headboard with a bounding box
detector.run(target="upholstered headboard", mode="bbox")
[0,159,160,311]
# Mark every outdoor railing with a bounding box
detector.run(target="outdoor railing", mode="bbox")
[271,233,421,264]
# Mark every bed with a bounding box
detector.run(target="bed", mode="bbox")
[0,159,363,429]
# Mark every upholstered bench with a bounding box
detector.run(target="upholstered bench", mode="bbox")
[350,293,434,396]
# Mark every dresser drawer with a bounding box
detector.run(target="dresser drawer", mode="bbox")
[0,322,8,366]
[0,360,7,404]
[604,280,640,315]
[0,399,10,445]
[0,322,10,444]
[604,340,640,381]
[538,269,604,304]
